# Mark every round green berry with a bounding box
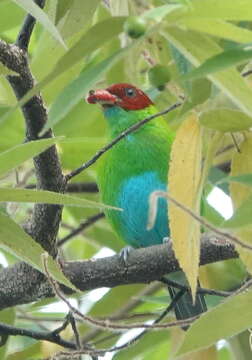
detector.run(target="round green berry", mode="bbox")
[148,64,171,90]
[124,16,146,39]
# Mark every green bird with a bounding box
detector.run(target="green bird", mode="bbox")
[87,83,206,325]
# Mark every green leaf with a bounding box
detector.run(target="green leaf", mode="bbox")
[46,20,159,130]
[0,212,75,290]
[0,1,25,33]
[0,17,125,125]
[183,0,252,21]
[162,27,252,117]
[60,0,100,38]
[143,4,182,22]
[181,19,252,43]
[176,289,252,358]
[0,188,119,210]
[0,137,64,178]
[183,47,252,81]
[0,308,15,360]
[114,331,169,360]
[199,109,252,132]
[219,173,252,186]
[0,63,17,76]
[55,0,70,24]
[33,16,125,90]
[12,0,67,49]
[140,295,169,304]
[201,198,225,227]
[47,49,126,130]
[6,343,41,360]
[221,194,252,229]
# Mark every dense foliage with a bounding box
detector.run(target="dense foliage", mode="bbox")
[1,0,252,359]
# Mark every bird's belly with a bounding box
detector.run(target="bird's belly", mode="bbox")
[111,171,169,248]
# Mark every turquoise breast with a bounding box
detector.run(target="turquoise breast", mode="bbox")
[115,171,169,248]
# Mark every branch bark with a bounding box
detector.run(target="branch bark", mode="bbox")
[0,236,238,311]
[0,6,64,257]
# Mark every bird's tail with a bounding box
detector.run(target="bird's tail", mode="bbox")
[167,273,207,330]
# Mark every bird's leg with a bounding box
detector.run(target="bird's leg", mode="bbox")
[119,246,134,264]
[163,236,170,244]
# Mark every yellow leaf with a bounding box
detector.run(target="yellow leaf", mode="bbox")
[169,113,202,297]
[230,134,252,274]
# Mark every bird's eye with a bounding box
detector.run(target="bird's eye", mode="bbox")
[125,88,136,97]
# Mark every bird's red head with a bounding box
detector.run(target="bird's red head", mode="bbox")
[86,83,153,111]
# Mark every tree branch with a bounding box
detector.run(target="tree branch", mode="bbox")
[57,212,105,247]
[16,0,46,50]
[0,1,65,257]
[0,321,76,350]
[0,236,238,311]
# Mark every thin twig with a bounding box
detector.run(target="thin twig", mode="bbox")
[230,133,241,153]
[0,321,76,349]
[69,313,81,349]
[56,292,187,358]
[230,278,252,296]
[65,101,182,182]
[52,313,71,335]
[242,69,252,77]
[148,191,252,251]
[42,254,197,331]
[106,289,186,354]
[50,280,252,358]
[81,283,162,344]
[57,212,105,247]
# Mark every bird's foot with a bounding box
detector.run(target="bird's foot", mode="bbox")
[163,236,170,244]
[119,246,134,264]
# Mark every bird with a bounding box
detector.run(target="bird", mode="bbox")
[86,83,206,326]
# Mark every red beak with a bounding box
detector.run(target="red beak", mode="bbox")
[86,89,118,106]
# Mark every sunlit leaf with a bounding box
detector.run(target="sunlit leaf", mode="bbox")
[176,289,252,358]
[6,343,41,360]
[221,194,252,229]
[0,212,75,289]
[183,47,252,81]
[0,307,15,359]
[0,137,64,178]
[0,188,119,210]
[12,0,67,49]
[143,4,182,22]
[169,113,202,297]
[47,50,127,130]
[181,19,252,43]
[0,17,125,125]
[183,0,252,21]
[199,109,252,132]
[162,27,252,117]
[59,0,100,39]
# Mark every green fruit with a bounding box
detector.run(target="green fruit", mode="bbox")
[124,16,146,39]
[148,64,171,90]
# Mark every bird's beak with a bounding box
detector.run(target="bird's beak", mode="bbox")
[86,89,118,107]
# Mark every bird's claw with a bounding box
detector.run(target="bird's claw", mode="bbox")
[163,236,170,244]
[119,246,134,264]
